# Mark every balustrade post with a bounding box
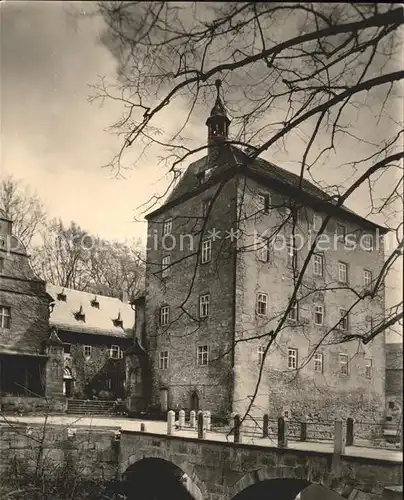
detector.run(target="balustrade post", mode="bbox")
[333,419,346,455]
[179,409,185,430]
[197,411,205,439]
[263,414,269,438]
[167,410,175,436]
[234,414,241,443]
[277,416,288,448]
[190,410,196,429]
[346,417,354,446]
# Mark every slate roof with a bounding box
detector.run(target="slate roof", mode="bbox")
[47,284,134,339]
[151,144,387,232]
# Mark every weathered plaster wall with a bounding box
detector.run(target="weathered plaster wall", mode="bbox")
[233,177,386,424]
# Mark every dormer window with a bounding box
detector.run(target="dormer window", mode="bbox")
[205,167,213,180]
[74,305,85,322]
[57,290,67,302]
[197,171,205,185]
[113,312,123,328]
[90,297,100,309]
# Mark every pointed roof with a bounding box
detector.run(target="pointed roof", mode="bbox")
[206,79,230,124]
[47,284,135,339]
[147,145,388,233]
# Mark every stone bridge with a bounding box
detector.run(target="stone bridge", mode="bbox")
[119,430,403,500]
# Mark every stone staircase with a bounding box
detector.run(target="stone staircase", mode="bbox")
[67,399,127,416]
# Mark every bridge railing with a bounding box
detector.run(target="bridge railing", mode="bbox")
[162,410,403,452]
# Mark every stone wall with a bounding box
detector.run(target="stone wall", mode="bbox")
[144,178,238,416]
[62,336,129,400]
[119,430,403,500]
[233,176,386,425]
[0,423,119,480]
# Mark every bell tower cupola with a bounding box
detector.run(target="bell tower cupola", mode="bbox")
[206,79,230,143]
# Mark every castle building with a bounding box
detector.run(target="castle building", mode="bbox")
[133,80,387,423]
[46,284,135,401]
[0,209,60,412]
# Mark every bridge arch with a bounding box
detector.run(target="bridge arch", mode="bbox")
[121,450,208,499]
[228,465,362,499]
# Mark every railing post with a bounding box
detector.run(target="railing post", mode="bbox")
[205,411,211,431]
[190,410,196,429]
[277,416,288,448]
[346,417,354,446]
[263,414,269,438]
[300,418,307,442]
[197,411,205,439]
[167,410,175,436]
[179,410,185,430]
[234,414,241,443]
[333,419,346,455]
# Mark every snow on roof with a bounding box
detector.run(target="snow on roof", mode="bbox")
[47,284,134,339]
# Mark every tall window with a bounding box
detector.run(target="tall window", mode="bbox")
[199,294,210,318]
[314,353,323,373]
[201,239,212,264]
[0,306,11,329]
[336,223,346,243]
[338,262,348,283]
[159,351,169,369]
[288,301,298,321]
[0,258,4,273]
[339,309,349,331]
[288,348,298,369]
[160,305,170,326]
[162,218,172,236]
[109,345,123,359]
[161,256,170,278]
[313,253,323,277]
[257,236,270,263]
[313,213,323,232]
[197,345,209,366]
[339,354,349,375]
[257,346,265,365]
[256,293,268,316]
[363,234,374,251]
[314,305,324,325]
[257,193,270,213]
[365,358,373,379]
[83,345,92,358]
[363,269,372,287]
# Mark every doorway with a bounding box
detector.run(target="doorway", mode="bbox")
[63,367,74,398]
[190,391,199,412]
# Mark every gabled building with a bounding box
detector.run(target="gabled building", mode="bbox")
[0,209,60,412]
[133,80,387,422]
[47,285,135,400]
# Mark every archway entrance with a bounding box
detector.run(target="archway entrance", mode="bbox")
[232,479,346,500]
[232,479,310,500]
[116,458,203,500]
[63,367,74,398]
[190,391,199,412]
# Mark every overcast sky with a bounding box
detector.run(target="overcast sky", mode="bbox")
[1,1,169,244]
[1,2,401,340]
